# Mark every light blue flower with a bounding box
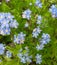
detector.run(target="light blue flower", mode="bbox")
[35,54,42,64]
[17,47,32,63]
[20,57,26,63]
[36,15,42,24]
[25,56,32,63]
[49,5,57,18]
[36,44,44,50]
[10,19,18,28]
[0,43,5,55]
[32,26,41,38]
[37,15,42,20]
[35,0,42,8]
[0,13,18,35]
[6,51,12,58]
[3,27,10,35]
[14,32,26,44]
[40,33,50,44]
[22,9,31,20]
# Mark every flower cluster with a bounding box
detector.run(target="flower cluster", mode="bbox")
[14,32,26,44]
[22,9,31,20]
[32,26,41,38]
[0,43,12,59]
[49,5,57,18]
[40,33,50,44]
[35,0,42,8]
[0,43,5,55]
[0,13,18,35]
[35,54,42,64]
[36,33,50,50]
[17,47,32,63]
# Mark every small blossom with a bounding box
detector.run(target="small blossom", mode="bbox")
[32,26,41,38]
[37,15,42,21]
[22,9,31,20]
[40,33,50,44]
[6,51,12,58]
[0,43,5,55]
[49,4,57,18]
[10,20,19,28]
[17,47,32,63]
[36,15,42,24]
[36,44,44,50]
[14,32,26,44]
[35,0,42,8]
[35,54,42,64]
[0,13,18,35]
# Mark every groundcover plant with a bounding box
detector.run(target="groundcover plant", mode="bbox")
[0,0,57,65]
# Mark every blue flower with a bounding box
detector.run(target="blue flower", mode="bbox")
[36,33,50,50]
[35,0,42,8]
[6,51,12,58]
[0,13,18,35]
[14,32,26,44]
[35,54,42,64]
[20,56,26,63]
[37,15,42,20]
[3,27,10,35]
[32,26,41,38]
[36,44,44,50]
[36,15,42,24]
[0,43,5,55]
[17,47,32,63]
[22,9,31,20]
[10,19,19,28]
[49,5,57,18]
[40,33,50,44]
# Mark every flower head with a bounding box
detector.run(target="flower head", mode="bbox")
[0,43,5,55]
[40,33,50,44]
[6,51,12,58]
[49,5,57,18]
[22,9,31,20]
[14,32,26,44]
[36,44,44,50]
[35,54,42,64]
[17,47,32,63]
[36,15,42,24]
[0,13,18,35]
[35,0,42,8]
[32,26,41,38]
